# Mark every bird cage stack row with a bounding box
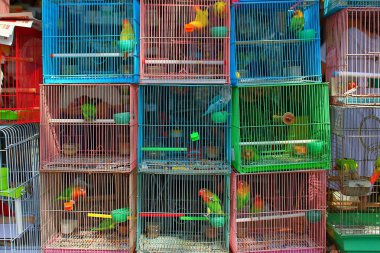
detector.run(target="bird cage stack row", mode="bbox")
[0,1,42,252]
[325,1,380,252]
[137,1,231,252]
[229,0,330,252]
[41,0,139,252]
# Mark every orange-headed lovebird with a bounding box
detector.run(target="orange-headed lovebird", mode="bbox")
[57,186,86,202]
[251,195,264,213]
[199,188,223,214]
[236,180,250,211]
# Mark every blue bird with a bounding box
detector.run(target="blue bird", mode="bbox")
[203,88,231,116]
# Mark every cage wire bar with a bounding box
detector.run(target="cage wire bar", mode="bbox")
[324,0,380,16]
[140,0,230,84]
[230,170,326,253]
[42,0,140,84]
[41,170,137,253]
[137,172,230,253]
[0,124,40,253]
[231,83,331,173]
[326,8,380,105]
[0,26,41,124]
[40,84,138,173]
[138,85,231,173]
[328,105,380,252]
[230,0,321,85]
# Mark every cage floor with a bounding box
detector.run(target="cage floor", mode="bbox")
[44,156,131,172]
[138,235,227,253]
[237,232,319,252]
[140,160,230,173]
[46,231,128,251]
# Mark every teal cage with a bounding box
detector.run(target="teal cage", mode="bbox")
[324,0,380,16]
[137,172,230,253]
[138,85,231,174]
[42,0,140,84]
[231,83,331,173]
[328,105,380,253]
[230,0,321,86]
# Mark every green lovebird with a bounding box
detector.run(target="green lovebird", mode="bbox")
[91,219,115,231]
[199,188,224,214]
[289,10,304,33]
[81,103,96,121]
[236,180,250,211]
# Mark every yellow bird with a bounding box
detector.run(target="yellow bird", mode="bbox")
[213,2,227,18]
[185,6,208,33]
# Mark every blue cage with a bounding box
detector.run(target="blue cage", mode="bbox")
[324,0,380,16]
[138,85,231,174]
[43,0,140,84]
[230,0,321,86]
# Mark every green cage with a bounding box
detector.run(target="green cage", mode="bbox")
[231,83,331,173]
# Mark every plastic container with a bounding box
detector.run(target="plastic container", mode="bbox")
[113,112,130,124]
[211,26,228,38]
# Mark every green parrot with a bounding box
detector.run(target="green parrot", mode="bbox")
[91,219,115,231]
[289,10,305,34]
[336,158,358,173]
[236,180,250,211]
[198,188,224,214]
[56,186,86,202]
[81,103,96,121]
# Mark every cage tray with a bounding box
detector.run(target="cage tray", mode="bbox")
[44,156,130,172]
[138,235,227,253]
[0,223,33,240]
[327,213,380,253]
[140,160,230,173]
[237,232,320,253]
[45,231,129,252]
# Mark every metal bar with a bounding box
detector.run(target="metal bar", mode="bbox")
[236,212,306,223]
[240,139,319,146]
[51,53,124,58]
[333,71,380,78]
[49,119,115,124]
[144,59,224,65]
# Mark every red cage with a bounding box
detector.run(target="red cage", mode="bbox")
[0,25,41,124]
[230,171,327,253]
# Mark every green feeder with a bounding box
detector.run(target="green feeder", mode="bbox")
[211,111,228,124]
[306,210,322,223]
[111,208,130,223]
[307,141,324,156]
[208,214,225,228]
[190,132,200,142]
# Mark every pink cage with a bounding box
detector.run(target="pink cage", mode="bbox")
[0,0,8,13]
[326,8,380,105]
[230,171,327,253]
[41,170,137,253]
[40,84,138,173]
[140,0,230,84]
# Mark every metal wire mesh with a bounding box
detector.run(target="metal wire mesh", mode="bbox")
[329,105,380,240]
[231,0,321,85]
[139,85,231,173]
[230,171,326,253]
[40,84,138,173]
[0,124,40,252]
[0,26,41,124]
[324,0,380,16]
[140,0,230,84]
[231,83,331,173]
[327,8,380,105]
[137,172,230,253]
[41,170,137,253]
[42,0,139,84]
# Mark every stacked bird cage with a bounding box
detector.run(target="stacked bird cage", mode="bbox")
[0,25,41,124]
[231,0,321,85]
[42,0,140,84]
[41,170,137,253]
[231,83,331,173]
[138,85,231,173]
[328,105,380,252]
[324,0,380,16]
[140,0,230,83]
[137,173,230,253]
[0,124,40,252]
[230,170,326,253]
[229,1,329,252]
[40,84,138,173]
[326,7,380,105]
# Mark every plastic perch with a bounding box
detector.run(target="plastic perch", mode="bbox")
[236,212,306,222]
[141,147,188,152]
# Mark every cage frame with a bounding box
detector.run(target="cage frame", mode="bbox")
[230,170,327,253]
[40,83,138,173]
[136,171,231,253]
[231,82,331,173]
[137,84,232,174]
[42,0,140,84]
[139,0,231,84]
[324,0,380,16]
[230,0,322,86]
